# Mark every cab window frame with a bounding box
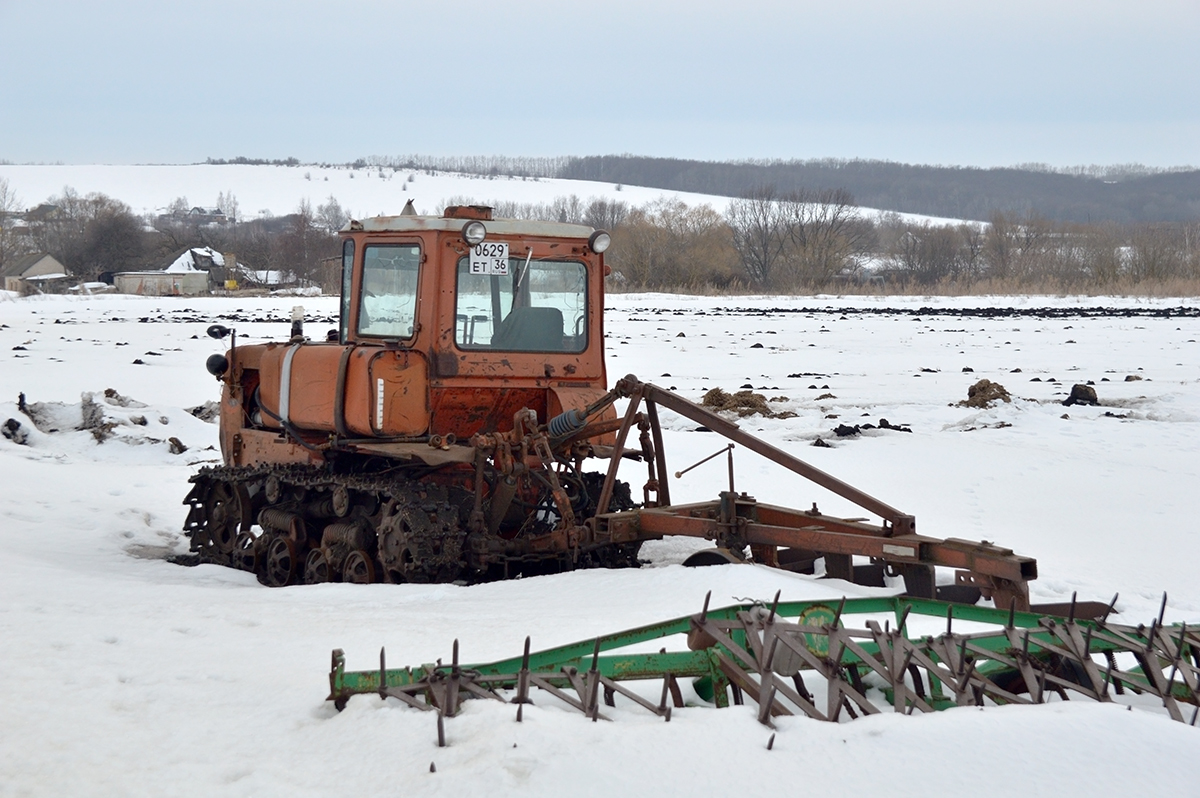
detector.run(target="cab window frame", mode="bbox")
[339,238,354,344]
[356,241,423,342]
[452,255,588,354]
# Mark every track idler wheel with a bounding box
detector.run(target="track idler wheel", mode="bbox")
[260,534,298,587]
[204,480,252,564]
[377,500,462,584]
[234,532,258,572]
[304,549,331,584]
[343,550,376,584]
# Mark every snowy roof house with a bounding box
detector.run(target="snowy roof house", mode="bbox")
[2,252,69,293]
[164,246,226,273]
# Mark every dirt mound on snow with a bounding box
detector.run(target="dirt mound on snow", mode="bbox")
[959,379,1011,408]
[701,388,796,419]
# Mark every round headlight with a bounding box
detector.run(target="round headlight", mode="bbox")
[588,230,611,254]
[462,221,487,246]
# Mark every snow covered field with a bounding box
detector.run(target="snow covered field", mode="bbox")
[0,162,967,226]
[2,291,1198,796]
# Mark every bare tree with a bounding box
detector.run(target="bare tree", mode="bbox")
[1128,223,1185,282]
[583,198,628,231]
[25,188,146,279]
[270,200,339,287]
[316,195,350,233]
[726,186,787,286]
[609,199,738,288]
[777,188,866,287]
[216,191,240,223]
[80,206,144,279]
[549,195,584,224]
[0,177,29,273]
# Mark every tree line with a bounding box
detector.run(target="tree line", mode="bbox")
[556,156,1200,225]
[449,187,1200,293]
[351,153,1200,224]
[4,174,1197,295]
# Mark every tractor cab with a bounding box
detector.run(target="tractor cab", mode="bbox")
[211,206,614,467]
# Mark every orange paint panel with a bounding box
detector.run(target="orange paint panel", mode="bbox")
[255,343,430,437]
[429,387,546,437]
[233,428,324,467]
[281,345,344,430]
[368,351,430,436]
[342,348,376,436]
[255,344,286,429]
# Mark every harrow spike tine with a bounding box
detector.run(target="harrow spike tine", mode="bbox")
[767,590,781,624]
[1158,592,1169,627]
[1100,593,1119,626]
[1102,658,1114,697]
[515,636,532,719]
[1177,622,1188,661]
[898,604,912,636]
[900,645,916,674]
[590,638,602,673]
[379,646,387,699]
[1191,705,1199,727]
[767,733,776,751]
[658,673,671,713]
[1022,629,1030,658]
[700,590,712,624]
[1007,598,1016,630]
[1068,591,1077,624]
[452,639,459,671]
[1083,626,1093,656]
[832,596,846,630]
[436,709,446,748]
[946,604,954,638]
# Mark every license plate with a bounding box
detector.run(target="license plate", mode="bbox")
[469,242,509,275]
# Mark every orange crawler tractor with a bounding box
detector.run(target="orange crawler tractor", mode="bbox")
[184,205,1039,610]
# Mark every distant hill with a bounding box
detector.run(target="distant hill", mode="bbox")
[557,157,1200,224]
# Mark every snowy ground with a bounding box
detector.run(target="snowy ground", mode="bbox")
[1,291,1198,796]
[0,162,968,226]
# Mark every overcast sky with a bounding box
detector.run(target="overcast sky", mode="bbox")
[2,0,1198,168]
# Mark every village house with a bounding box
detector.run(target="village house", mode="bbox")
[1,252,70,293]
[113,246,229,296]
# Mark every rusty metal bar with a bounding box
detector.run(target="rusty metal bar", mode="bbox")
[637,382,913,532]
[645,398,671,507]
[595,386,644,516]
[628,508,1033,584]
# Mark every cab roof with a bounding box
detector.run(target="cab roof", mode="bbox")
[343,214,595,239]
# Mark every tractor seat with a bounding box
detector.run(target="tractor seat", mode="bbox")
[491,306,564,351]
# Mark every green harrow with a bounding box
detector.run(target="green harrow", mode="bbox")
[329,593,1200,737]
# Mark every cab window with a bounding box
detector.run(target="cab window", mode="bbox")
[454,257,587,352]
[358,244,420,339]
